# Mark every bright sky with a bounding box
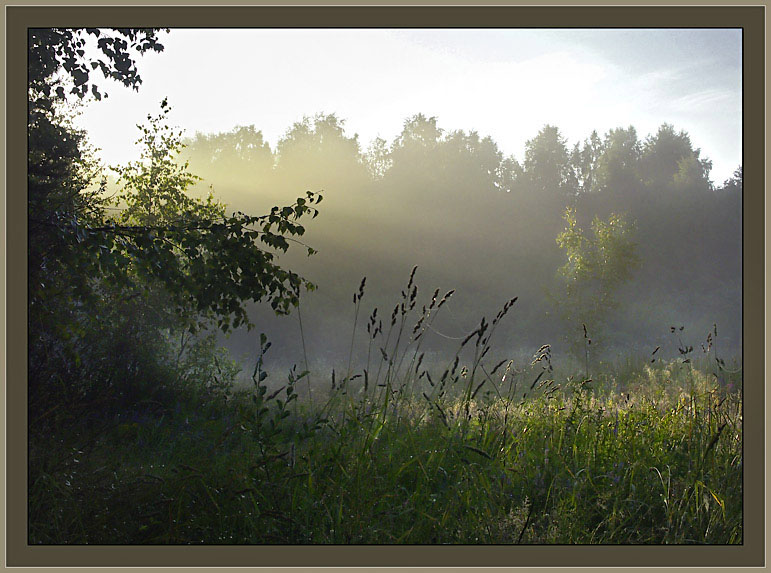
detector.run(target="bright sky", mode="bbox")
[74,28,742,185]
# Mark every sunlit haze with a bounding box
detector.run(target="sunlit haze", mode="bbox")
[28,23,748,545]
[74,28,742,185]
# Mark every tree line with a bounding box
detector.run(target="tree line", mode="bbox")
[175,114,741,365]
[180,113,719,198]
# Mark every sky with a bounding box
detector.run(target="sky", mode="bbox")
[73,28,742,185]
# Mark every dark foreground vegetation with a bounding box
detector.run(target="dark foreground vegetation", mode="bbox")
[27,29,742,545]
[29,286,743,543]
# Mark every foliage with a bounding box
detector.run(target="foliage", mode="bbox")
[593,126,641,194]
[721,165,742,193]
[28,28,166,101]
[113,98,221,226]
[103,99,325,331]
[29,27,324,323]
[275,113,366,187]
[523,125,576,195]
[555,208,640,352]
[28,29,168,409]
[672,154,713,193]
[570,130,604,194]
[27,29,323,413]
[364,136,392,180]
[28,257,742,546]
[640,124,712,190]
[27,28,168,301]
[183,125,275,180]
[393,113,444,152]
[28,284,742,544]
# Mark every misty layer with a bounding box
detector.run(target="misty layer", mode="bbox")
[172,114,740,370]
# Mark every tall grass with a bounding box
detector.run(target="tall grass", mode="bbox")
[28,272,742,544]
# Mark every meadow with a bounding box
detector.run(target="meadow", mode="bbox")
[28,276,743,545]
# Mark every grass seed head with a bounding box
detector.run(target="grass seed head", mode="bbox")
[437,289,455,308]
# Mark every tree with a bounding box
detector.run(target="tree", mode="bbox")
[554,207,640,353]
[28,29,169,405]
[28,28,166,101]
[393,113,443,151]
[441,129,504,191]
[28,28,323,404]
[30,28,322,327]
[720,166,742,194]
[113,99,222,227]
[640,124,711,190]
[522,125,577,195]
[593,126,641,194]
[364,136,392,180]
[106,99,324,327]
[388,114,444,177]
[29,30,171,386]
[183,125,275,179]
[498,155,524,193]
[672,153,713,193]
[274,113,366,190]
[28,28,167,310]
[570,130,604,194]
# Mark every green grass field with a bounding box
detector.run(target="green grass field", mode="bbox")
[29,348,742,544]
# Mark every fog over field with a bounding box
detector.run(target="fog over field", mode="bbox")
[176,114,742,375]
